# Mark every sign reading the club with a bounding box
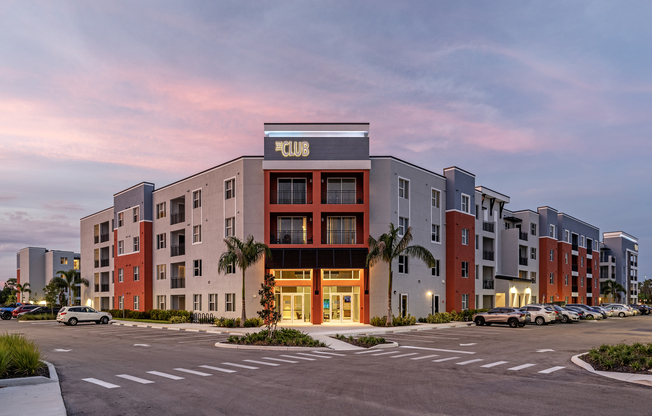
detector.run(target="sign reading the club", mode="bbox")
[275,141,310,157]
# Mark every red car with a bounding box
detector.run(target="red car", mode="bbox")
[11,304,40,318]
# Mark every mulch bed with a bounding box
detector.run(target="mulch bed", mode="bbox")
[584,356,652,374]
[0,365,49,380]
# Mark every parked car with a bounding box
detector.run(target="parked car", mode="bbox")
[592,306,614,317]
[0,303,25,320]
[19,307,62,317]
[11,304,40,318]
[587,307,608,319]
[566,304,604,320]
[604,304,633,317]
[629,304,649,315]
[545,304,579,323]
[520,305,557,325]
[473,307,530,328]
[56,306,112,326]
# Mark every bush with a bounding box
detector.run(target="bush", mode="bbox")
[169,315,189,324]
[370,314,417,327]
[214,317,241,327]
[18,313,57,321]
[105,309,192,322]
[244,317,263,327]
[584,342,652,373]
[334,334,386,348]
[421,312,453,324]
[0,332,45,379]
[227,328,325,347]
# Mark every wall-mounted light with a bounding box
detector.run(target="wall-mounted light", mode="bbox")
[510,286,517,294]
[427,291,432,297]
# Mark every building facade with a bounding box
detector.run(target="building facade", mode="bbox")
[600,232,639,304]
[16,247,80,303]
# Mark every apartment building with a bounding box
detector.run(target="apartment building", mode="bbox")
[16,247,80,303]
[600,232,638,303]
[80,207,114,311]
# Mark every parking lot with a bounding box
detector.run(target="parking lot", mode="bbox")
[4,316,652,415]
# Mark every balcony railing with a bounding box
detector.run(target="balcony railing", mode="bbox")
[171,278,186,289]
[271,231,312,245]
[94,260,99,268]
[483,280,494,290]
[572,264,578,272]
[170,212,185,225]
[519,231,528,241]
[587,267,592,275]
[321,190,363,205]
[587,248,593,255]
[101,284,110,292]
[482,250,494,261]
[94,284,99,292]
[482,222,494,233]
[572,243,578,251]
[100,259,110,267]
[325,230,363,245]
[171,244,185,257]
[270,190,309,205]
[572,285,578,293]
[519,257,528,266]
[100,233,110,243]
[94,236,99,244]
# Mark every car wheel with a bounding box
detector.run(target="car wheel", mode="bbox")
[586,315,593,320]
[1,312,10,320]
[619,312,625,317]
[508,319,518,328]
[562,316,569,323]
[101,317,109,325]
[69,318,78,326]
[535,317,545,326]
[475,317,485,326]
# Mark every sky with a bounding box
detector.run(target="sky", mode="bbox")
[1,1,651,285]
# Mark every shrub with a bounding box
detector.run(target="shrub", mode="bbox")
[585,342,652,373]
[370,315,417,327]
[105,309,192,322]
[244,317,263,327]
[0,332,45,379]
[334,334,386,348]
[228,329,325,347]
[169,316,189,324]
[422,312,453,324]
[18,313,57,321]
[214,317,241,327]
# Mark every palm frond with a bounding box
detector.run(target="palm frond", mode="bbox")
[402,245,437,268]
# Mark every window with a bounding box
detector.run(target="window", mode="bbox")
[118,212,124,227]
[193,294,202,311]
[209,294,218,311]
[398,217,408,236]
[157,264,166,280]
[193,225,202,243]
[133,266,139,281]
[580,277,584,287]
[531,248,536,260]
[225,179,235,200]
[133,236,140,252]
[431,224,440,243]
[194,260,202,277]
[549,273,554,284]
[431,260,440,277]
[462,229,469,245]
[398,178,409,199]
[279,178,307,204]
[225,294,235,312]
[461,194,470,213]
[565,230,570,243]
[225,262,235,274]
[133,206,139,223]
[461,294,469,310]
[580,236,585,247]
[225,217,235,237]
[118,240,124,255]
[157,295,166,310]
[531,272,536,282]
[475,205,479,220]
[60,257,68,265]
[581,257,584,267]
[476,264,479,280]
[156,202,166,219]
[193,189,202,208]
[550,249,554,261]
[531,223,537,236]
[461,261,469,278]
[118,268,124,282]
[118,295,124,310]
[398,256,409,274]
[564,275,568,286]
[157,233,166,249]
[475,235,479,250]
[134,295,140,311]
[549,225,555,238]
[431,189,440,208]
[565,253,568,264]
[112,271,114,283]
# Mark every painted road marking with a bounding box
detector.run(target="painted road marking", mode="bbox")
[355,350,380,354]
[481,361,509,368]
[146,371,184,380]
[222,363,259,370]
[311,351,346,357]
[456,359,484,365]
[262,357,299,364]
[178,338,228,344]
[82,378,120,388]
[539,366,566,374]
[387,334,460,340]
[411,354,439,360]
[400,346,475,355]
[54,349,72,352]
[432,357,460,363]
[243,359,280,367]
[199,365,237,374]
[116,374,154,384]
[390,353,419,358]
[460,343,477,346]
[133,344,150,347]
[536,349,555,353]
[280,355,315,361]
[371,351,401,356]
[508,364,536,371]
[174,368,212,376]
[296,353,331,359]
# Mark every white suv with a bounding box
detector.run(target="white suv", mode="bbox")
[522,305,557,325]
[57,306,112,326]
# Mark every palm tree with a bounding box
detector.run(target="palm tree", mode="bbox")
[601,280,626,303]
[218,236,272,327]
[49,276,69,307]
[15,283,31,303]
[367,223,436,326]
[56,270,89,306]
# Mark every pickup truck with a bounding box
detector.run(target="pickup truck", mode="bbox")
[0,303,25,320]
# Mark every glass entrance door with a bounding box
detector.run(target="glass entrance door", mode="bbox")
[331,295,341,321]
[282,294,304,323]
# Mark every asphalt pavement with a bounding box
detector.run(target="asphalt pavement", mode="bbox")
[4,316,652,415]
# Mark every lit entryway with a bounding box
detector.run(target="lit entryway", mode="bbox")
[323,286,359,323]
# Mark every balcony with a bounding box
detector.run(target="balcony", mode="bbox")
[572,243,578,251]
[271,231,312,245]
[171,278,186,289]
[572,264,578,272]
[101,284,110,292]
[519,231,528,241]
[101,259,109,267]
[171,244,186,257]
[94,236,99,244]
[94,260,99,268]
[325,230,363,245]
[482,250,494,261]
[170,212,185,225]
[100,233,109,243]
[572,285,578,293]
[483,280,494,290]
[482,222,494,233]
[321,190,363,205]
[519,257,528,266]
[587,267,592,275]
[94,284,99,292]
[270,190,309,205]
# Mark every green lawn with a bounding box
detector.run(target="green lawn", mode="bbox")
[112,318,171,324]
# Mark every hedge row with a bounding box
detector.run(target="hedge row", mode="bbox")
[105,309,192,321]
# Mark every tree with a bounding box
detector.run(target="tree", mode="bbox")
[44,279,64,313]
[638,279,652,303]
[367,223,436,326]
[258,272,281,338]
[56,270,89,306]
[5,278,16,291]
[218,236,271,327]
[15,283,31,303]
[601,280,626,303]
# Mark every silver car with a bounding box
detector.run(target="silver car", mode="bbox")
[473,307,530,328]
[57,306,112,326]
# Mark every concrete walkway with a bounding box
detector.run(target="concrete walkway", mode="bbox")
[0,362,66,416]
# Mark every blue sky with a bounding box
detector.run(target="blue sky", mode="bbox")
[1,1,650,284]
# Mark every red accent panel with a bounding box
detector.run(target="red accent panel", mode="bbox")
[445,211,475,312]
[557,242,572,301]
[538,238,557,302]
[113,222,153,311]
[16,269,20,286]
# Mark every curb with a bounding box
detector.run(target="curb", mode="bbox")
[368,341,399,349]
[215,341,330,351]
[0,361,66,416]
[111,321,228,334]
[572,353,652,387]
[0,360,58,387]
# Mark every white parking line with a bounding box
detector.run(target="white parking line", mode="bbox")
[432,357,460,363]
[116,374,154,384]
[410,354,439,360]
[310,351,346,356]
[539,366,565,374]
[390,353,419,358]
[243,359,280,367]
[354,350,379,354]
[177,338,228,344]
[262,357,299,364]
[222,362,259,370]
[481,361,509,368]
[174,368,212,376]
[371,351,401,356]
[146,371,184,380]
[280,355,315,361]
[386,334,461,340]
[400,346,475,355]
[456,359,484,366]
[82,378,120,388]
[296,353,331,359]
[199,365,237,373]
[508,364,536,371]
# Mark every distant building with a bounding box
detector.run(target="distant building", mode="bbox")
[16,247,80,303]
[600,232,639,304]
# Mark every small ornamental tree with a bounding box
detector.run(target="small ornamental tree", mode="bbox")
[258,272,280,338]
[44,280,61,313]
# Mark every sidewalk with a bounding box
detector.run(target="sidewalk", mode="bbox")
[0,362,66,416]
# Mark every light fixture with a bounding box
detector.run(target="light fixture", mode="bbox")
[427,291,432,297]
[510,287,517,294]
[525,288,531,294]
